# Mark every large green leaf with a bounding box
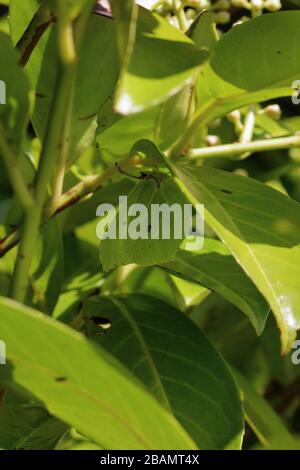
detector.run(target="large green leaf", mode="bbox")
[0,32,31,145]
[115,6,208,114]
[83,294,244,450]
[196,11,300,121]
[0,391,68,450]
[233,369,299,450]
[171,164,300,353]
[160,239,269,335]
[97,86,192,158]
[0,297,196,450]
[37,0,95,20]
[59,180,134,233]
[53,232,104,322]
[99,174,188,271]
[110,0,138,67]
[98,107,158,159]
[122,265,186,307]
[26,14,119,164]
[9,0,40,44]
[188,10,218,52]
[260,317,300,386]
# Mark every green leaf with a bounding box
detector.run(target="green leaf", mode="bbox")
[57,431,102,450]
[115,6,208,114]
[26,14,119,164]
[52,232,104,322]
[280,116,300,134]
[260,317,300,386]
[160,239,269,335]
[59,180,134,233]
[99,174,188,271]
[37,0,91,18]
[254,112,290,138]
[167,272,209,310]
[9,0,40,44]
[83,294,244,450]
[233,369,299,450]
[0,391,68,450]
[0,32,31,145]
[172,164,300,353]
[0,150,36,232]
[98,107,158,159]
[98,86,192,158]
[191,295,262,375]
[118,265,182,307]
[196,11,300,121]
[110,0,138,67]
[0,297,196,450]
[188,10,218,52]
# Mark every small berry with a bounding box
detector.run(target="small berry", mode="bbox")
[264,0,281,11]
[213,11,231,24]
[251,0,264,10]
[227,110,241,123]
[206,135,221,146]
[264,104,281,120]
[231,0,251,8]
[213,0,231,9]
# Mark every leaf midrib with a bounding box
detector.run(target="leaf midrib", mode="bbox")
[177,167,289,345]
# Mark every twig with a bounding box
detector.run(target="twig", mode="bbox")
[187,134,300,160]
[172,0,188,31]
[0,156,139,258]
[9,2,96,302]
[237,105,256,159]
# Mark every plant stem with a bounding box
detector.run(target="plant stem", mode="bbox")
[187,134,300,160]
[173,0,187,31]
[0,156,140,259]
[34,64,76,206]
[57,7,76,65]
[56,156,140,212]
[237,105,256,159]
[9,62,75,302]
[9,3,95,303]
[239,105,256,144]
[9,207,41,300]
[152,0,165,11]
[45,79,75,217]
[169,101,217,159]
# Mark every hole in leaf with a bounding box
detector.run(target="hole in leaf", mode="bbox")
[220,189,232,194]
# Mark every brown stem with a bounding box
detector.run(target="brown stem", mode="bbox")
[0,156,140,258]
